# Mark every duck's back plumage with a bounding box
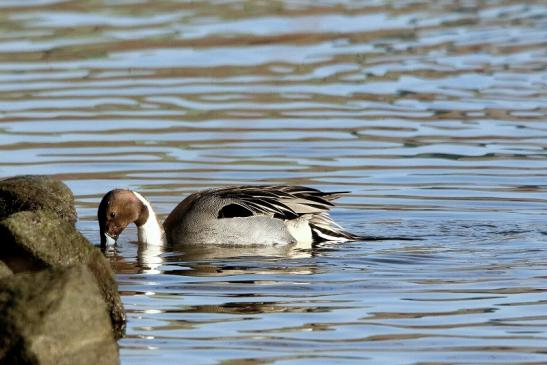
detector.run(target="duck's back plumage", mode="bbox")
[163,185,359,246]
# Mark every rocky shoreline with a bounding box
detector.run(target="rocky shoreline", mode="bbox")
[0,175,125,364]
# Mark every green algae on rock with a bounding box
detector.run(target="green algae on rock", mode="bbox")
[0,261,11,279]
[0,175,77,225]
[0,265,119,365]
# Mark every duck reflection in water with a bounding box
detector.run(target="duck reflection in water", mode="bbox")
[134,239,317,277]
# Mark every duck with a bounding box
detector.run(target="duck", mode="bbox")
[97,185,361,246]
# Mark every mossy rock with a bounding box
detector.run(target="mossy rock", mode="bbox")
[0,265,119,365]
[0,210,90,270]
[0,175,77,225]
[0,210,126,338]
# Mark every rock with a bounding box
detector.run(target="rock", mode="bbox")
[0,210,90,271]
[0,265,119,365]
[85,250,126,338]
[0,210,126,338]
[0,261,11,279]
[0,175,77,225]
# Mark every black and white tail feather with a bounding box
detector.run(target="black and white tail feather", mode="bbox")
[212,185,361,243]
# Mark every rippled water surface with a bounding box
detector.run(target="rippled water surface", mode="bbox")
[1,0,547,363]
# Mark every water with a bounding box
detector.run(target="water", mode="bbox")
[1,0,547,363]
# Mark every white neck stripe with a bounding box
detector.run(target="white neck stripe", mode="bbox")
[132,191,165,245]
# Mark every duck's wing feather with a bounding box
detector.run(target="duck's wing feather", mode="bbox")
[210,185,347,219]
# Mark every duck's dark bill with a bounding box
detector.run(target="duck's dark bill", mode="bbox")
[103,233,117,246]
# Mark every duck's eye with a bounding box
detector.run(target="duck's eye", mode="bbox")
[110,212,117,218]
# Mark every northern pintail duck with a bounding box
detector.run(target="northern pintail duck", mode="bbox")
[98,185,361,246]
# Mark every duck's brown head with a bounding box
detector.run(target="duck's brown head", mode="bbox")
[97,189,149,246]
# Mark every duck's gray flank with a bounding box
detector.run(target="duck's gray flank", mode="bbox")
[163,185,360,245]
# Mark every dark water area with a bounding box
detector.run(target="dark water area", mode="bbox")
[1,0,547,363]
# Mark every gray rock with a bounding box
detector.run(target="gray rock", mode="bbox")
[0,210,126,338]
[0,175,77,225]
[0,265,119,365]
[0,261,11,279]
